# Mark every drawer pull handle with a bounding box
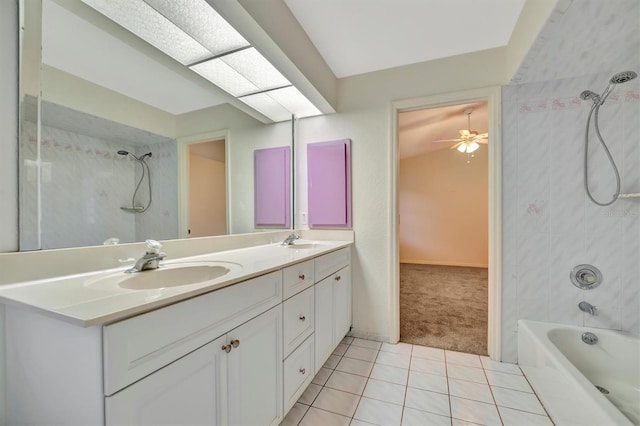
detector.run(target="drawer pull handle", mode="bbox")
[299,368,306,375]
[335,275,341,281]
[222,344,232,353]
[299,274,305,280]
[231,339,240,348]
[299,315,306,321]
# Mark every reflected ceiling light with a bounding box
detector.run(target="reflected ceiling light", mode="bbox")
[456,141,479,153]
[82,0,323,122]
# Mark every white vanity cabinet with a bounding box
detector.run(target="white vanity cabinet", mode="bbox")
[314,248,352,371]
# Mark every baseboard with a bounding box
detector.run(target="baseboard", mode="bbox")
[347,328,390,343]
[399,259,488,268]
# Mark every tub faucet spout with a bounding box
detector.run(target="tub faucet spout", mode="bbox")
[578,301,597,316]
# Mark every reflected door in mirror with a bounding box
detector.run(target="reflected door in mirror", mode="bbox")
[254,146,291,228]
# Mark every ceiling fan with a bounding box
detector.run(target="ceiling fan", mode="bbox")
[433,108,488,154]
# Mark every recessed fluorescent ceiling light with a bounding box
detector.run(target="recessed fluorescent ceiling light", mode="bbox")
[190,48,291,97]
[82,0,212,65]
[144,0,249,56]
[239,93,293,123]
[266,86,322,118]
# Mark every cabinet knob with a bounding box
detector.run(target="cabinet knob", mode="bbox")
[298,273,305,280]
[335,275,341,281]
[222,344,232,353]
[299,368,306,375]
[299,315,306,321]
[231,339,240,348]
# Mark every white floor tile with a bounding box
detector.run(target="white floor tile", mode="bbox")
[407,370,448,394]
[280,402,309,426]
[370,363,409,386]
[409,357,446,376]
[448,378,494,404]
[350,419,377,426]
[312,367,333,386]
[381,342,413,355]
[451,418,484,426]
[312,387,361,417]
[404,387,451,417]
[354,397,403,426]
[491,386,546,415]
[376,351,411,369]
[298,383,322,405]
[325,370,368,395]
[480,356,523,375]
[446,364,487,384]
[363,378,407,405]
[333,343,349,356]
[411,346,445,362]
[445,351,482,368]
[345,345,379,362]
[498,406,554,426]
[299,407,351,426]
[450,396,501,425]
[342,337,355,345]
[401,407,451,426]
[352,338,382,350]
[324,354,342,369]
[336,357,375,377]
[485,370,532,392]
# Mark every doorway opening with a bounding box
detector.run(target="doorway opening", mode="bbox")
[398,101,489,355]
[389,87,502,360]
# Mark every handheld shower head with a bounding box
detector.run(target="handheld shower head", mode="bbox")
[117,150,130,156]
[610,71,637,84]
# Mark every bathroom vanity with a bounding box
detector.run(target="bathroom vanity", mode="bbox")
[1,239,352,425]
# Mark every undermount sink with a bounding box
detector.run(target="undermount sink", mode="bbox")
[85,261,241,291]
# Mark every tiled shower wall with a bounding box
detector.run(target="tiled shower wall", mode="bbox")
[19,101,178,250]
[501,72,640,362]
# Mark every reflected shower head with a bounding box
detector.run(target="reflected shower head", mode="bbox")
[610,71,637,84]
[580,90,600,101]
[117,150,129,156]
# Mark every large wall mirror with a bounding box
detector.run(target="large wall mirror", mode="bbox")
[18,0,293,251]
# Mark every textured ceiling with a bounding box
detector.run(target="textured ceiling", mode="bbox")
[399,102,488,160]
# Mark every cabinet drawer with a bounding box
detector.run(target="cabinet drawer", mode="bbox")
[103,271,282,395]
[315,247,350,282]
[283,335,314,413]
[283,286,314,357]
[282,260,314,300]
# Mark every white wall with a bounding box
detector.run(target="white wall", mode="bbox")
[399,146,488,267]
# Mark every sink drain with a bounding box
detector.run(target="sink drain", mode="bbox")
[595,385,610,394]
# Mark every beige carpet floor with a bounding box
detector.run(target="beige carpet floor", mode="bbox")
[400,263,488,355]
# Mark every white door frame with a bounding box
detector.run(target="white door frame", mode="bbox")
[177,130,230,238]
[389,86,503,360]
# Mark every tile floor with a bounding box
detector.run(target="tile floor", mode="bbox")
[281,337,554,426]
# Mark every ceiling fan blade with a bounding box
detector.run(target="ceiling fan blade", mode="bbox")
[449,142,464,150]
[476,133,488,138]
[458,129,470,136]
[476,140,489,144]
[432,138,463,143]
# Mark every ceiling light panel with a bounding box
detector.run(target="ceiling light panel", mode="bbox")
[190,59,259,97]
[221,48,291,92]
[82,0,211,65]
[239,93,293,122]
[143,0,250,57]
[267,86,322,118]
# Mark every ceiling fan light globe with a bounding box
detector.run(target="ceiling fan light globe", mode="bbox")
[467,142,479,153]
[457,143,467,153]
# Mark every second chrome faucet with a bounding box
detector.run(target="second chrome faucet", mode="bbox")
[127,239,167,273]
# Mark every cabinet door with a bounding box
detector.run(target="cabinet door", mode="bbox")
[314,276,334,372]
[105,335,227,426]
[333,266,352,345]
[227,305,283,426]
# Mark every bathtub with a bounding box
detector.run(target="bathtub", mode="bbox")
[518,320,639,426]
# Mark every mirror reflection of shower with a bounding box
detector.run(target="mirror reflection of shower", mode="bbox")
[581,71,637,206]
[117,150,153,213]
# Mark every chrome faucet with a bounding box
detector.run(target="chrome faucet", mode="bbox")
[281,232,300,246]
[127,240,166,273]
[578,301,598,316]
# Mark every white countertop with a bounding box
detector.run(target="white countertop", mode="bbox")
[0,240,351,327]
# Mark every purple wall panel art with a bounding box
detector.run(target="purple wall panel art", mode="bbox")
[254,146,290,228]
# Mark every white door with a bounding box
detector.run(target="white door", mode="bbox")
[227,306,283,426]
[333,265,352,345]
[105,335,227,426]
[314,275,334,371]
